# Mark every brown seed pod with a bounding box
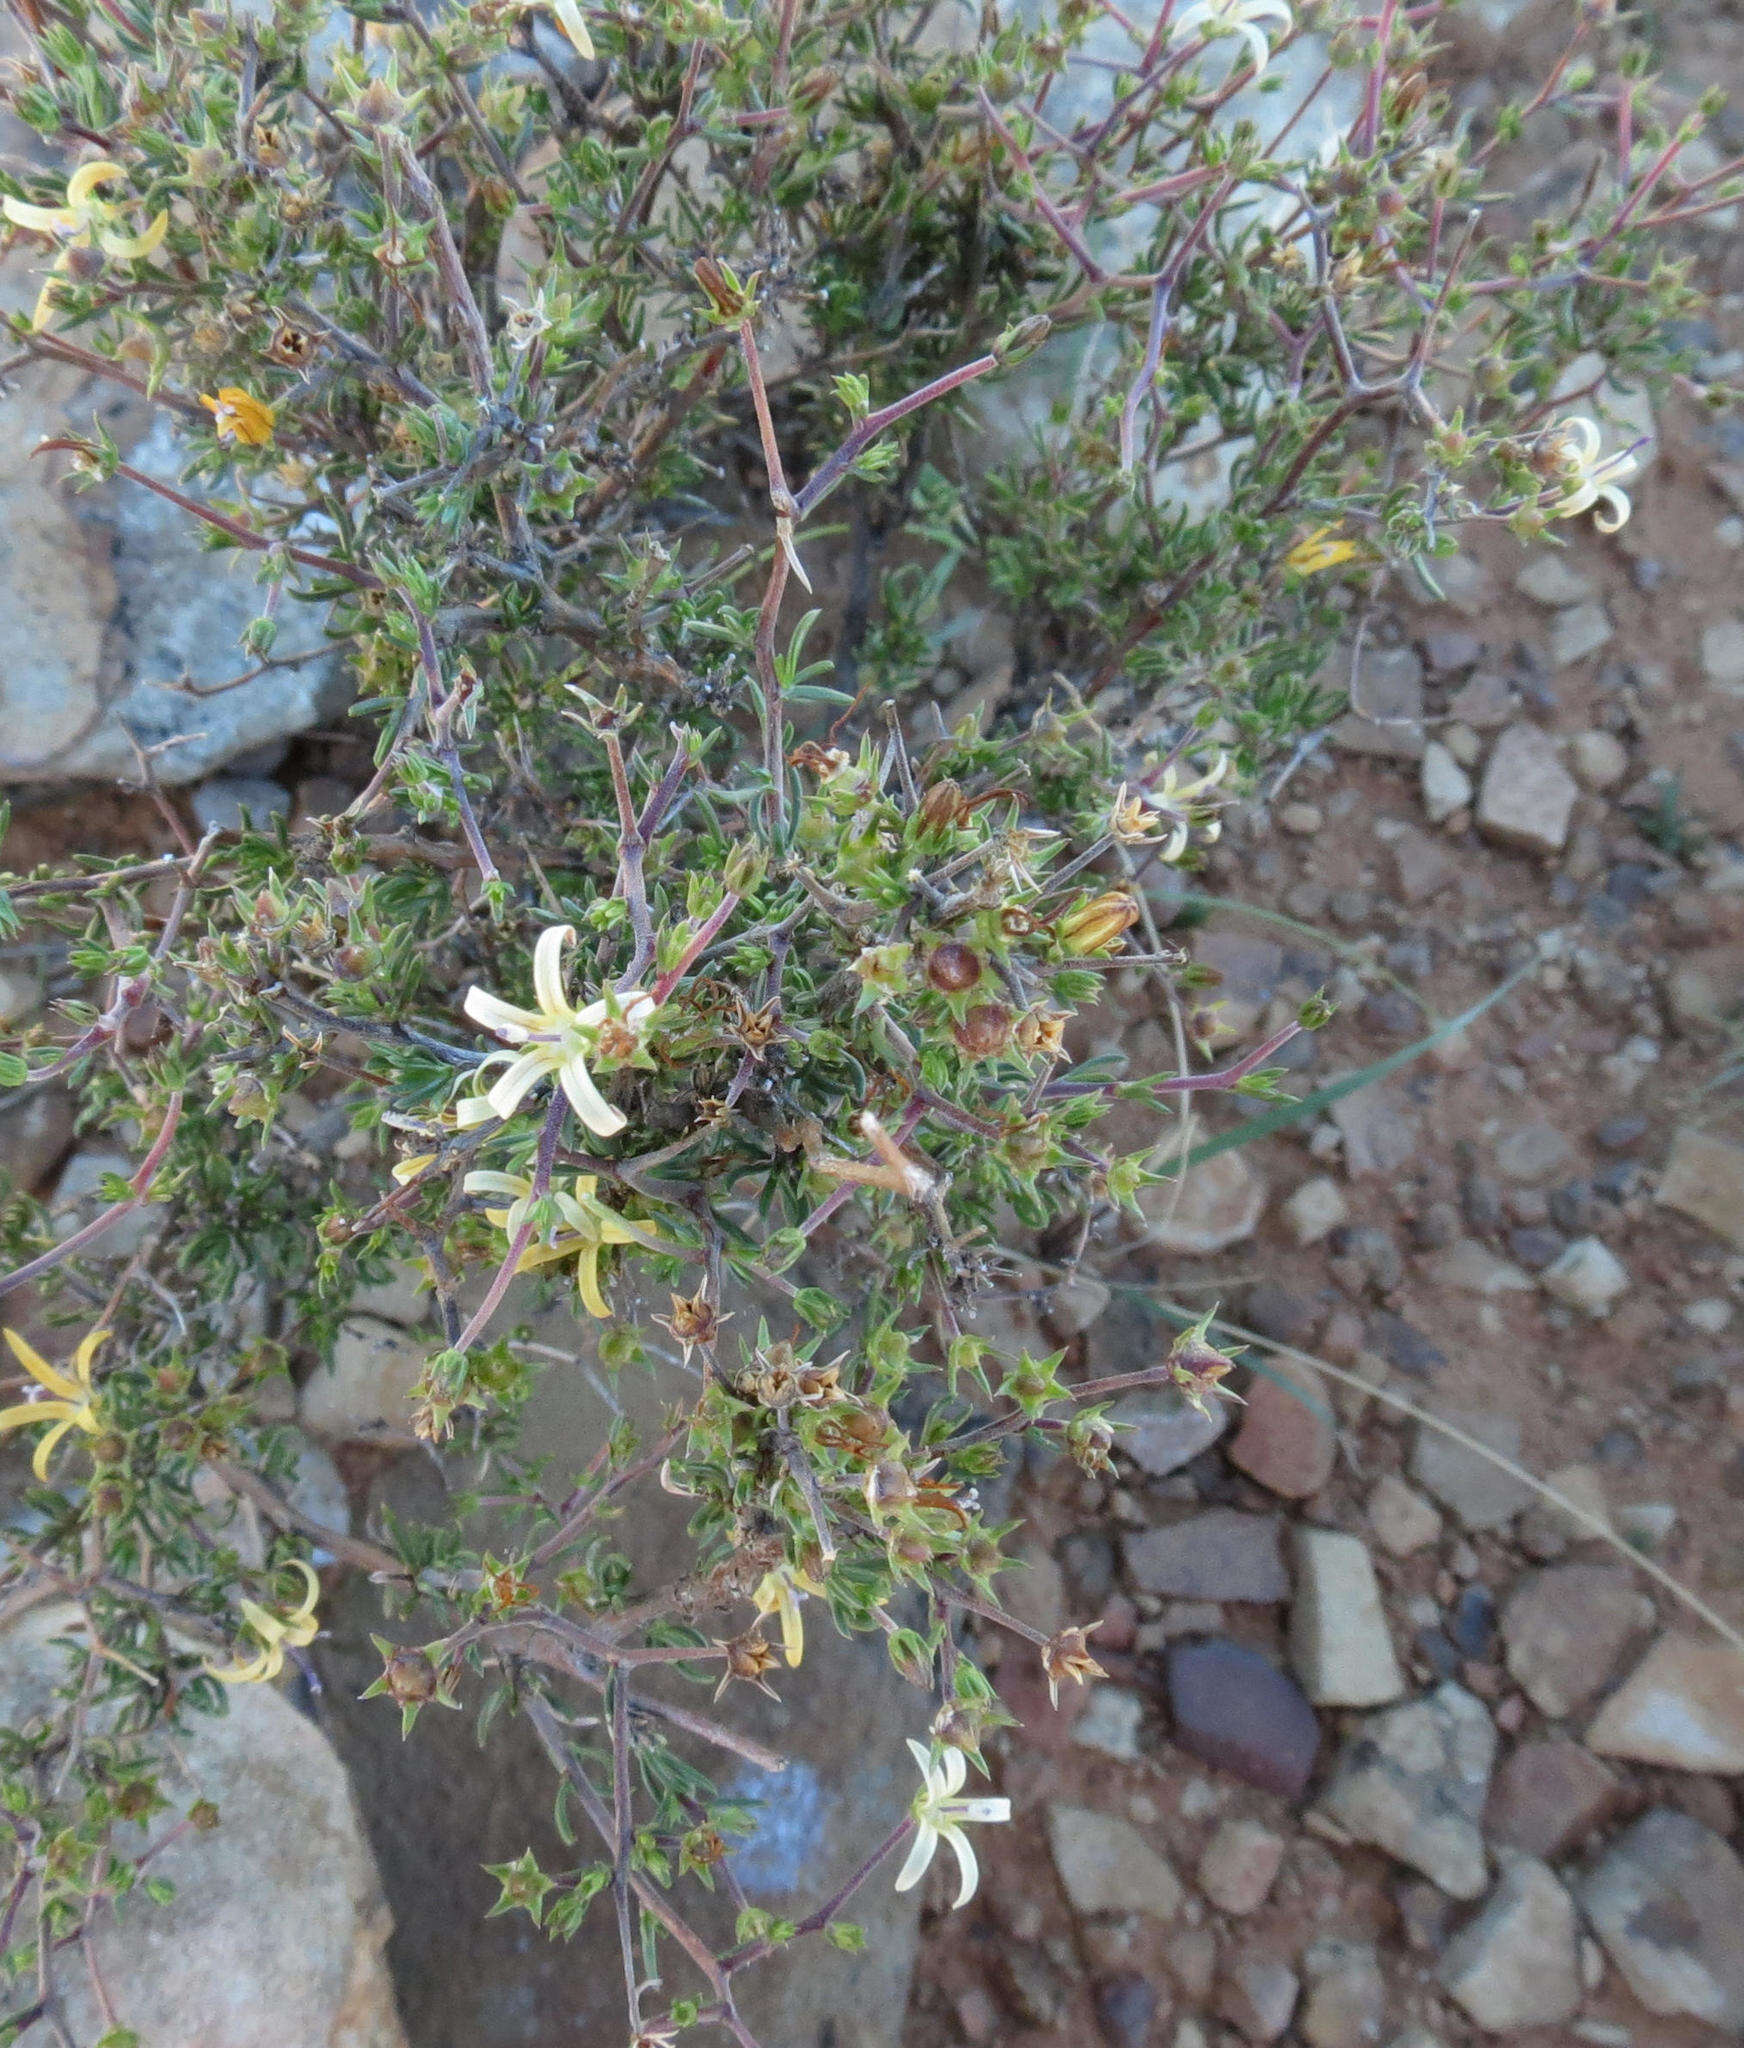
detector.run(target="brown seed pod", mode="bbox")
[952,1002,1014,1058]
[926,941,982,993]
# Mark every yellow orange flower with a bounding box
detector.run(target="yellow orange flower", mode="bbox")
[1284,525,1362,574]
[207,1559,321,1684]
[2,160,168,330]
[0,1326,109,1480]
[200,386,277,447]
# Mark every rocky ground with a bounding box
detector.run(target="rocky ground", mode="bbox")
[893,11,1744,2039]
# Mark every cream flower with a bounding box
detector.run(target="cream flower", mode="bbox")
[1540,416,1640,534]
[893,1739,1011,1908]
[2,160,168,330]
[1112,750,1230,862]
[547,0,593,57]
[207,1560,321,1685]
[0,1326,108,1480]
[463,925,654,1136]
[1169,0,1293,78]
[463,1169,680,1318]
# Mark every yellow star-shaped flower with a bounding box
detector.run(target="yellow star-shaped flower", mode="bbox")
[0,1326,109,1480]
[207,1560,322,1685]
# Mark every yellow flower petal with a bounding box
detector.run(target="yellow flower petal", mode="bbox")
[4,1326,83,1403]
[2,196,76,234]
[65,160,128,207]
[30,1414,78,1482]
[575,1241,611,1318]
[94,208,168,261]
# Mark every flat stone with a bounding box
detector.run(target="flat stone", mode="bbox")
[1476,725,1580,856]
[1047,1804,1183,1920]
[1494,1121,1577,1183]
[1411,1409,1535,1532]
[1197,1818,1286,1916]
[1332,645,1425,760]
[1367,1474,1443,1557]
[1290,1527,1405,1708]
[300,1315,429,1442]
[1485,1739,1621,1859]
[1516,554,1597,606]
[1125,1510,1290,1604]
[1439,1855,1581,2031]
[1539,1235,1629,1318]
[1569,728,1629,791]
[1110,1388,1229,1478]
[1658,1128,1744,1250]
[1421,741,1472,824]
[1283,1175,1349,1247]
[1166,1638,1322,1799]
[1316,1683,1496,1899]
[1217,1955,1300,2044]
[1585,1635,1744,1771]
[1229,1357,1336,1499]
[1139,1151,1267,1255]
[1500,1566,1650,1719]
[1548,601,1613,670]
[0,1602,406,2047]
[1580,1808,1744,2028]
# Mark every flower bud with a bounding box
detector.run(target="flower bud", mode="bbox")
[916,778,971,832]
[382,1648,438,1705]
[1056,891,1140,956]
[992,314,1052,367]
[925,941,981,993]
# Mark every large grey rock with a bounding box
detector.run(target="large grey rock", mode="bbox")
[1316,1684,1496,1899]
[1109,1387,1228,1477]
[314,1308,925,2048]
[1580,1809,1744,2030]
[1438,1855,1581,2032]
[3,1599,405,2048]
[0,405,344,786]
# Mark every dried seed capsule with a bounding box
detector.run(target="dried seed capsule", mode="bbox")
[952,1003,1014,1058]
[926,941,982,993]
